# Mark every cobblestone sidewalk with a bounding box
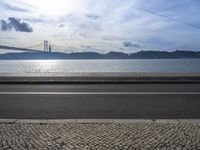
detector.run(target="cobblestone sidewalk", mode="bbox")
[0,122,200,150]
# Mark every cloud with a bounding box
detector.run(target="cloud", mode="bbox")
[0,0,200,52]
[79,22,102,31]
[132,6,200,30]
[23,18,45,23]
[123,42,141,48]
[4,4,29,12]
[80,45,94,49]
[0,20,12,31]
[0,17,33,32]
[85,14,100,20]
[58,24,65,28]
[0,1,30,12]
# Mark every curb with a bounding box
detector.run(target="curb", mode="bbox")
[0,119,200,124]
[0,77,200,84]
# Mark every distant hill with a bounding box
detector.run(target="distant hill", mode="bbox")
[130,50,200,59]
[0,50,199,59]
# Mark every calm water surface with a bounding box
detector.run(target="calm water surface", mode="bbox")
[0,59,200,73]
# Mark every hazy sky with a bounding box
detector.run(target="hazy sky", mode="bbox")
[0,0,200,53]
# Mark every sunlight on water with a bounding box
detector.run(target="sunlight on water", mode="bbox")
[33,60,60,73]
[0,59,200,74]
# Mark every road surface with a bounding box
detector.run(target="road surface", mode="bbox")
[0,83,200,119]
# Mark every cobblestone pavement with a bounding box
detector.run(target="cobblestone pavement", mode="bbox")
[0,122,200,150]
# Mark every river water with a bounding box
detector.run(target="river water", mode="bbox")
[0,59,200,74]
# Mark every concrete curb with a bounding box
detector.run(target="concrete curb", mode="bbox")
[0,77,200,84]
[113,119,153,123]
[0,119,200,124]
[0,72,200,84]
[0,119,17,123]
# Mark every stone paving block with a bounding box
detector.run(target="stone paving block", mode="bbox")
[77,119,113,123]
[113,119,153,123]
[155,119,179,124]
[1,120,200,149]
[178,119,200,124]
[16,119,49,124]
[45,119,77,124]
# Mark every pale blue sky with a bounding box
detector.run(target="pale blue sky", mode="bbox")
[0,0,200,53]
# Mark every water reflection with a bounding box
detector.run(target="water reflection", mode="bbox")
[0,59,199,74]
[33,60,60,73]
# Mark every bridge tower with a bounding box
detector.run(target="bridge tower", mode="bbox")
[44,40,48,52]
[49,45,52,53]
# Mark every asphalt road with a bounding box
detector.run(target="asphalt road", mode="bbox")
[0,83,200,119]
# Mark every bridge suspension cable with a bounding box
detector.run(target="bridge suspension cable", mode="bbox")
[0,41,70,53]
[23,43,43,49]
[51,44,68,50]
[0,41,16,47]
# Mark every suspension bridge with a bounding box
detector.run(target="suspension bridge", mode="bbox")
[0,41,67,53]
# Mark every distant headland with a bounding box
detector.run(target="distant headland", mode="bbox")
[0,50,199,60]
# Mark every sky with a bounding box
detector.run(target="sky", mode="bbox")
[0,0,200,53]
